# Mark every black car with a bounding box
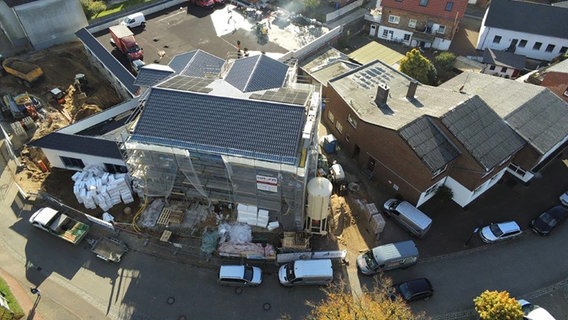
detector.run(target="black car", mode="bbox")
[529,205,568,236]
[392,278,434,302]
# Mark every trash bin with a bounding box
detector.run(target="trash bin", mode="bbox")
[323,134,337,154]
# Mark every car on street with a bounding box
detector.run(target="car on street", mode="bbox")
[218,265,262,286]
[479,221,522,243]
[560,190,568,207]
[519,299,556,320]
[391,277,434,302]
[529,205,568,236]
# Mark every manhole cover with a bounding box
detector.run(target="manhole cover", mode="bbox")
[235,287,243,295]
[178,316,187,320]
[263,302,271,311]
[167,297,175,305]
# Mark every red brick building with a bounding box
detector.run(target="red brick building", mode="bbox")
[368,0,468,50]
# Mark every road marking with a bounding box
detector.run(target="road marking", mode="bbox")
[158,10,185,22]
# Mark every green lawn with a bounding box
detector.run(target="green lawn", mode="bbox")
[0,276,24,320]
[91,0,156,20]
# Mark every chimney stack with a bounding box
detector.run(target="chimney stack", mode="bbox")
[375,83,389,106]
[407,80,418,99]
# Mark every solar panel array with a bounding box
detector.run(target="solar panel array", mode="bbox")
[250,88,310,106]
[352,65,395,90]
[157,75,214,93]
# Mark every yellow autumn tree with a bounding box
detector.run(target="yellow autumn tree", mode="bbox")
[305,276,427,320]
[474,290,523,320]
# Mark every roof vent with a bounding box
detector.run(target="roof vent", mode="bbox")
[407,80,418,99]
[375,83,389,106]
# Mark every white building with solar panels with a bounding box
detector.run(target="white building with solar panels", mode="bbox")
[120,50,322,231]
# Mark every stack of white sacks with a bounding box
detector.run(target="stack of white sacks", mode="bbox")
[72,165,134,211]
[237,204,269,228]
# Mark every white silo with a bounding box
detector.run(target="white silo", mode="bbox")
[305,177,333,235]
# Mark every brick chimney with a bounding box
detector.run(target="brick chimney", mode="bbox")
[375,83,389,106]
[407,80,418,99]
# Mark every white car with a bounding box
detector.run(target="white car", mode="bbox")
[218,265,262,286]
[560,190,568,207]
[519,299,556,320]
[479,221,522,243]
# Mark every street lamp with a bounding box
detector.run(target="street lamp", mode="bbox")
[464,227,480,247]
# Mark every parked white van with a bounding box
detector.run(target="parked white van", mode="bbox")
[356,240,419,275]
[121,12,146,28]
[278,259,333,286]
[383,199,432,238]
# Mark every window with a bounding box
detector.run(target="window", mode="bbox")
[489,65,496,70]
[424,184,438,196]
[61,156,85,169]
[382,29,389,37]
[560,46,568,54]
[408,19,417,28]
[545,44,555,52]
[403,34,410,41]
[501,67,507,73]
[518,39,527,48]
[419,0,428,6]
[345,134,350,143]
[432,165,447,178]
[493,35,501,44]
[104,163,127,174]
[335,121,343,134]
[437,25,446,34]
[327,111,335,122]
[533,42,542,50]
[388,15,400,24]
[347,114,357,128]
[445,1,453,11]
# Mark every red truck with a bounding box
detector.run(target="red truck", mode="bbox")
[109,25,143,61]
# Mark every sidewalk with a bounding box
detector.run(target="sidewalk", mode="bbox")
[0,269,43,320]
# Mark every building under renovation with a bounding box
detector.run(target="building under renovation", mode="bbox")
[120,50,322,231]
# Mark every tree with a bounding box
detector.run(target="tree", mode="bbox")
[433,52,456,72]
[305,276,427,320]
[474,290,524,320]
[304,0,321,11]
[399,48,437,85]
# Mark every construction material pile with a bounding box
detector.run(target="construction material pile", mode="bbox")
[217,222,276,260]
[72,165,134,211]
[236,203,269,228]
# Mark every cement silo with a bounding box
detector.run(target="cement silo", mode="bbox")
[305,177,333,235]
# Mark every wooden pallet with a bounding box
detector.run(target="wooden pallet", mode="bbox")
[157,207,185,225]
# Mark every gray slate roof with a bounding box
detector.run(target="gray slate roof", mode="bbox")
[179,49,225,77]
[134,65,175,87]
[482,49,525,70]
[485,0,568,39]
[440,72,568,155]
[399,116,460,172]
[441,96,525,170]
[75,28,137,95]
[131,88,305,164]
[506,90,568,154]
[27,133,122,159]
[168,52,196,73]
[225,54,288,92]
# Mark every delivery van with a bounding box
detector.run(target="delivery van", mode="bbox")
[383,198,432,238]
[356,240,419,275]
[278,259,333,286]
[121,12,146,29]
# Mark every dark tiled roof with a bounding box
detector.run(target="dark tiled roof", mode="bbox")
[225,55,288,92]
[131,88,305,164]
[485,0,568,39]
[134,65,175,87]
[27,132,122,159]
[180,49,225,77]
[75,28,137,95]
[169,52,196,73]
[399,116,460,172]
[505,90,568,154]
[482,49,526,70]
[442,96,525,170]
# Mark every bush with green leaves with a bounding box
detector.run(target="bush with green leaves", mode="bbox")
[80,0,107,19]
[434,52,456,72]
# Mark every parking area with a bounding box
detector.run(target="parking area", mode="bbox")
[94,3,329,71]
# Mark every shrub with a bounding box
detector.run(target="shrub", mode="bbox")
[434,52,457,72]
[80,0,107,19]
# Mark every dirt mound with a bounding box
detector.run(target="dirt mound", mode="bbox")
[1,42,124,196]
